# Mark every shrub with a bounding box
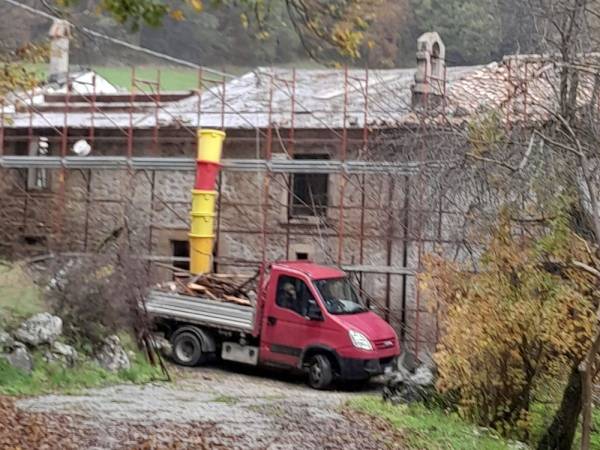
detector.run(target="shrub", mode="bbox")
[45,252,149,348]
[422,214,596,438]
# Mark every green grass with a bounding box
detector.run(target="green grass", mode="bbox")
[529,401,600,450]
[0,350,163,396]
[93,66,212,91]
[350,396,600,450]
[26,61,327,91]
[26,64,248,91]
[0,262,45,330]
[348,396,516,450]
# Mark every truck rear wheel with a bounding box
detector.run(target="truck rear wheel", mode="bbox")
[172,331,206,366]
[307,354,333,389]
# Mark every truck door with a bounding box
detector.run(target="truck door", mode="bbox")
[260,274,323,367]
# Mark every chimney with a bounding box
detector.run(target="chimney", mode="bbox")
[412,31,446,109]
[48,19,72,83]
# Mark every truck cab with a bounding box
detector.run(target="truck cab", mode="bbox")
[147,261,400,389]
[258,261,399,388]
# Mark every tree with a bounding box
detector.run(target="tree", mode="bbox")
[359,0,413,68]
[138,2,303,65]
[410,0,502,64]
[56,0,382,60]
[0,42,47,102]
[424,212,596,439]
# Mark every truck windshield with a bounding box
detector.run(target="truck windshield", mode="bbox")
[314,277,367,315]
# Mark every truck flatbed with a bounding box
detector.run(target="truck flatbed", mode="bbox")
[145,290,255,333]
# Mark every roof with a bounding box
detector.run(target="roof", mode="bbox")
[162,66,478,129]
[445,55,598,122]
[272,261,346,280]
[5,71,195,129]
[4,56,593,130]
[4,70,118,116]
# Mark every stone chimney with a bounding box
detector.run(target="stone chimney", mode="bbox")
[412,32,446,109]
[48,19,72,83]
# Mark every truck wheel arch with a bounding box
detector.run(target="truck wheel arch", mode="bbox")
[172,325,217,354]
[300,346,341,376]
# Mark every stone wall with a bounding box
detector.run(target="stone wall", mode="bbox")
[0,127,470,355]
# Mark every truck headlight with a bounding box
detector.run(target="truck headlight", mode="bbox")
[349,330,372,351]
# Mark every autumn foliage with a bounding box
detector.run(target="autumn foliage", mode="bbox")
[422,214,598,437]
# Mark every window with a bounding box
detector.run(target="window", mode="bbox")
[290,154,329,217]
[314,277,367,315]
[276,275,316,316]
[170,240,190,272]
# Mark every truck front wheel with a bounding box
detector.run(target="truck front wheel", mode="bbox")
[172,331,206,366]
[307,354,333,389]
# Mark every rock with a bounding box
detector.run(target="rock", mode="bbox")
[96,335,130,372]
[397,351,419,372]
[152,335,172,358]
[383,353,436,405]
[411,366,435,386]
[45,341,78,367]
[14,313,62,346]
[1,342,33,373]
[0,330,15,351]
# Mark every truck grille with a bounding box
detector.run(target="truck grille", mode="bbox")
[374,337,395,349]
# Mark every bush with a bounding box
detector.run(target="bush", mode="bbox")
[45,252,149,347]
[0,262,45,329]
[422,214,596,438]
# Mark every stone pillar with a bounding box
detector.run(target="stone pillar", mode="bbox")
[411,32,446,109]
[48,19,72,82]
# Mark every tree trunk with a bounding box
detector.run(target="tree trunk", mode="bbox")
[581,364,593,450]
[537,365,583,450]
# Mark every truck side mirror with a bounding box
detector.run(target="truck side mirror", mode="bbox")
[306,299,323,321]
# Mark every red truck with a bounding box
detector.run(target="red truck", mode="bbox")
[146,261,400,389]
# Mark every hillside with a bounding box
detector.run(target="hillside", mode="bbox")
[0,0,537,69]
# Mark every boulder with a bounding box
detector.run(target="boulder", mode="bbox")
[383,352,436,405]
[96,335,130,372]
[0,330,14,351]
[14,313,62,346]
[1,342,33,374]
[44,341,79,367]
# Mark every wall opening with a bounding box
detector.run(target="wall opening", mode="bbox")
[170,239,190,272]
[290,154,329,217]
[296,252,309,260]
[23,235,48,246]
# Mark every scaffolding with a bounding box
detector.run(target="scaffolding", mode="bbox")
[0,58,534,359]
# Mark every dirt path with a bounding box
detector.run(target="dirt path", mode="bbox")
[14,363,403,449]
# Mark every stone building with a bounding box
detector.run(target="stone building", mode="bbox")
[0,27,569,354]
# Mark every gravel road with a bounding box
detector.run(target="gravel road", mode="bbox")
[15,363,403,449]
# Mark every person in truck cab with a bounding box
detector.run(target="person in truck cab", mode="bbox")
[278,280,312,316]
[278,282,297,311]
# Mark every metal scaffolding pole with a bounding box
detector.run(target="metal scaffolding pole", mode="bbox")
[0,156,427,174]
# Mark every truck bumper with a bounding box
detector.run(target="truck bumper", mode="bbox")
[338,356,397,380]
